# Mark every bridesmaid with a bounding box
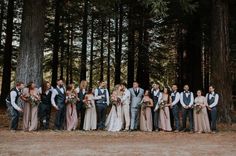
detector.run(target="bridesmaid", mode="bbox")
[140,90,153,132]
[158,87,172,132]
[83,88,97,131]
[22,81,41,131]
[65,84,79,131]
[194,90,211,133]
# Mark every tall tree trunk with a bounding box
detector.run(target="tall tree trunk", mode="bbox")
[66,14,70,85]
[69,23,73,84]
[0,0,5,53]
[185,15,203,92]
[60,15,65,80]
[176,27,184,88]
[137,9,150,89]
[0,0,14,105]
[16,0,46,87]
[107,18,111,92]
[100,17,105,81]
[89,13,94,89]
[80,0,88,81]
[51,0,62,87]
[115,1,121,85]
[127,1,135,88]
[211,0,232,123]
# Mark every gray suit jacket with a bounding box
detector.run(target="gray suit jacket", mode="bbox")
[129,88,144,108]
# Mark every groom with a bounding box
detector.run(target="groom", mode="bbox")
[129,82,144,131]
[94,80,110,130]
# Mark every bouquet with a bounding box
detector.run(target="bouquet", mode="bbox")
[28,95,40,107]
[83,96,92,109]
[111,96,121,117]
[66,95,77,105]
[194,104,202,114]
[159,100,167,119]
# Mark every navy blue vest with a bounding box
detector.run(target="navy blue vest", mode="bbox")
[171,92,177,101]
[207,93,216,105]
[55,88,66,106]
[41,90,52,106]
[96,88,107,105]
[6,87,20,104]
[152,90,160,106]
[78,89,86,106]
[183,92,191,105]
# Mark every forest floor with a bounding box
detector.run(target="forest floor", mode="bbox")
[0,108,236,156]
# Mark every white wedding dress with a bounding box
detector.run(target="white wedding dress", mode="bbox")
[105,104,123,132]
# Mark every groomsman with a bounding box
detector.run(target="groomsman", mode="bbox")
[206,85,219,133]
[129,82,144,131]
[170,85,180,132]
[51,79,66,130]
[120,83,131,131]
[151,83,162,131]
[94,81,110,130]
[38,81,53,130]
[180,84,194,132]
[75,80,88,130]
[6,81,24,132]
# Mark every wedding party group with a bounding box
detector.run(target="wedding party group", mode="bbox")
[6,79,219,134]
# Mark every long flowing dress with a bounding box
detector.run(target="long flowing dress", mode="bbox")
[194,96,211,133]
[140,100,153,132]
[66,93,78,131]
[105,92,123,132]
[158,94,172,131]
[22,88,40,131]
[83,94,97,131]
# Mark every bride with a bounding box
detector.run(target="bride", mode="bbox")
[105,85,123,132]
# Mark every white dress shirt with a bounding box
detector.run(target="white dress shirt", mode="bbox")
[171,91,180,106]
[51,86,65,107]
[180,91,194,107]
[206,92,219,108]
[153,89,162,104]
[9,88,21,111]
[94,87,110,106]
[121,88,131,105]
[75,88,86,95]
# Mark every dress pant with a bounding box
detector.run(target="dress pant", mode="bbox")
[130,107,139,130]
[39,103,51,129]
[209,107,217,131]
[171,105,180,130]
[152,108,159,130]
[122,104,130,130]
[55,104,66,130]
[77,105,86,130]
[96,103,107,129]
[182,108,193,130]
[8,102,20,130]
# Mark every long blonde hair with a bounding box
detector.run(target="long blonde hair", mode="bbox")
[80,80,88,90]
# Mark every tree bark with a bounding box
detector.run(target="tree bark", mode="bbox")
[127,1,135,88]
[89,13,94,89]
[0,0,4,53]
[60,15,65,80]
[16,0,46,87]
[115,1,121,85]
[100,17,105,81]
[211,0,232,123]
[80,0,88,81]
[51,0,63,87]
[137,9,150,90]
[107,18,111,92]
[0,0,14,104]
